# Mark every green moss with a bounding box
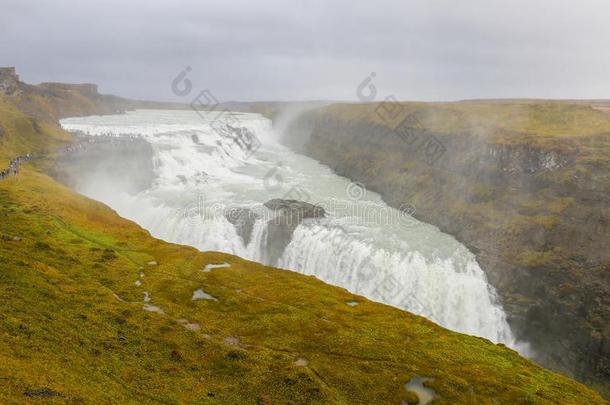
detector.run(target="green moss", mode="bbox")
[517,250,555,268]
[471,184,496,203]
[533,215,561,230]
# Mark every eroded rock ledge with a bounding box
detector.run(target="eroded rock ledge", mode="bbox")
[264,199,326,265]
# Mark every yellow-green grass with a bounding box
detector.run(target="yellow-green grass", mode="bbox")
[0,96,71,165]
[317,101,610,142]
[0,170,606,402]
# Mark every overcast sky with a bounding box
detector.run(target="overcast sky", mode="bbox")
[1,0,609,102]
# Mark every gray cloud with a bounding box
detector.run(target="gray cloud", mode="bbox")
[1,0,609,102]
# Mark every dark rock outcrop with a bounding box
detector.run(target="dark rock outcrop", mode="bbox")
[264,199,326,217]
[264,199,325,265]
[225,207,259,245]
[0,67,21,95]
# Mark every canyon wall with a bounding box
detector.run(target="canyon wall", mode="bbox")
[281,103,610,394]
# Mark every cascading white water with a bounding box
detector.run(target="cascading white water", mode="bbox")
[60,109,524,350]
[279,224,514,343]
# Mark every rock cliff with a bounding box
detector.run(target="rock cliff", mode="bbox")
[280,102,610,395]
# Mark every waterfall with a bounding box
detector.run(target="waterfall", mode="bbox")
[279,224,514,343]
[60,109,525,351]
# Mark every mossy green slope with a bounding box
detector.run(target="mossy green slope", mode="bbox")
[0,97,606,403]
[1,169,606,404]
[0,97,70,165]
[319,101,610,139]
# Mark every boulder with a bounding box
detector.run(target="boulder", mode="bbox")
[264,199,325,265]
[263,199,326,218]
[225,207,259,245]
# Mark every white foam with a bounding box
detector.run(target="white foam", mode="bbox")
[279,224,515,344]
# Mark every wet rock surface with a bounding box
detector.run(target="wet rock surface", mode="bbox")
[264,199,326,218]
[225,207,259,245]
[264,199,326,265]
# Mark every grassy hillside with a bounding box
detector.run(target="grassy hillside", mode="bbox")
[1,166,606,404]
[0,99,607,403]
[319,101,610,139]
[0,97,71,164]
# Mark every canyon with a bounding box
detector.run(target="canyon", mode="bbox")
[1,68,607,400]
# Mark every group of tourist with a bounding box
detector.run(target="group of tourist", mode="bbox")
[0,153,33,180]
